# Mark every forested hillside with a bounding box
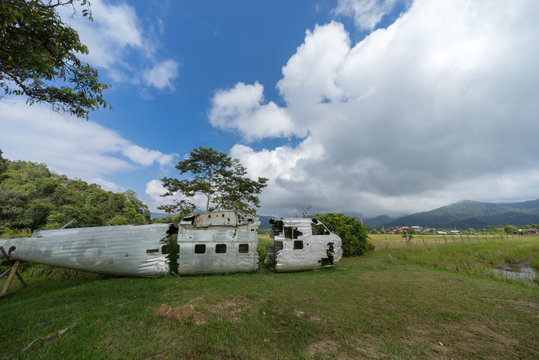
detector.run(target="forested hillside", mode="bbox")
[0,150,151,235]
[381,200,539,229]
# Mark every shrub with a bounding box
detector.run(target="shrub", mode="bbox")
[314,213,374,256]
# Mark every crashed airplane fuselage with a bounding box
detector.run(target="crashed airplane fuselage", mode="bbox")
[176,211,259,275]
[265,217,343,272]
[0,212,340,277]
[0,224,175,277]
[0,211,259,278]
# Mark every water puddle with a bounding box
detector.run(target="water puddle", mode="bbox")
[493,262,537,286]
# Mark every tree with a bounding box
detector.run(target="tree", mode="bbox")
[314,213,373,256]
[160,146,268,215]
[297,204,312,218]
[401,228,414,241]
[0,149,7,178]
[504,225,519,234]
[0,0,110,119]
[0,153,152,233]
[123,189,151,223]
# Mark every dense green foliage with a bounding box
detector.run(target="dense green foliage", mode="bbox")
[504,225,520,234]
[161,146,268,215]
[0,151,150,234]
[315,212,373,256]
[0,0,110,118]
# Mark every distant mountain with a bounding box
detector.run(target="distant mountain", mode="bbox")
[257,215,274,229]
[364,215,393,228]
[378,199,539,229]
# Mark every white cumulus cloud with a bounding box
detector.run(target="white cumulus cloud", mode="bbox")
[212,0,539,216]
[0,99,176,181]
[334,0,406,30]
[145,179,207,212]
[143,60,179,90]
[209,82,296,141]
[91,178,126,192]
[59,0,179,92]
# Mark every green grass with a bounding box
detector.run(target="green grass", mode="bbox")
[0,237,538,359]
[257,233,273,263]
[370,234,539,285]
[368,232,520,249]
[388,238,538,276]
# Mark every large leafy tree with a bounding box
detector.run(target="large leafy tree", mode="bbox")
[0,0,109,119]
[160,146,268,215]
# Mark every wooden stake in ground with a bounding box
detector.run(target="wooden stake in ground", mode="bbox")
[382,226,388,249]
[0,246,28,297]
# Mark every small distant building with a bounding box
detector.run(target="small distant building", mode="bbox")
[390,226,409,234]
[450,230,460,235]
[436,231,447,235]
[411,226,421,230]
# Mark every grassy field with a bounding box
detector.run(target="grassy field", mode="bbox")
[0,236,537,359]
[368,232,522,249]
[369,234,539,284]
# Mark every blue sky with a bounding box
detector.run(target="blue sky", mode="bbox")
[2,0,539,217]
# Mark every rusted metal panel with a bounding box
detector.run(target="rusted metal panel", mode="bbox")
[0,224,174,277]
[266,218,343,272]
[181,211,256,228]
[177,211,259,275]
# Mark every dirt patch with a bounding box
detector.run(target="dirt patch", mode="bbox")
[293,309,325,324]
[154,297,251,325]
[404,319,519,357]
[354,334,384,359]
[154,304,208,325]
[450,320,518,347]
[307,315,323,324]
[403,325,451,358]
[211,299,251,322]
[304,339,339,357]
[500,298,539,311]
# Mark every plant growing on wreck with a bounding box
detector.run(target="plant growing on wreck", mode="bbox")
[160,146,268,215]
[0,0,110,119]
[315,212,373,256]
